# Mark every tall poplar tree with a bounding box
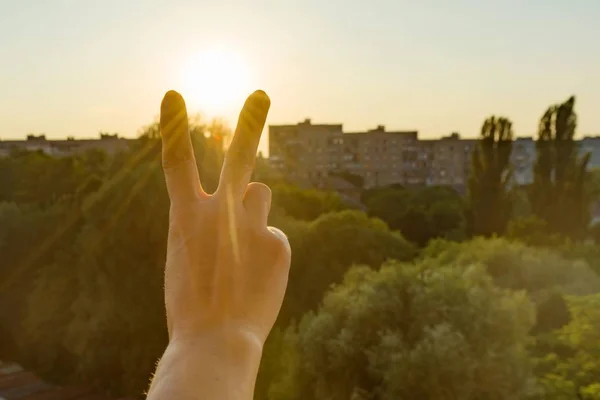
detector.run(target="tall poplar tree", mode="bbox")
[530,96,590,240]
[467,116,514,237]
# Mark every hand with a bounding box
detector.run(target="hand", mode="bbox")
[160,90,291,347]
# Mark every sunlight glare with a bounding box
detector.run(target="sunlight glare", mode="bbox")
[180,48,252,116]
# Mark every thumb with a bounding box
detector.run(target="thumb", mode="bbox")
[243,182,272,226]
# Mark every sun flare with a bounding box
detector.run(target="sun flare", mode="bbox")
[180,48,252,116]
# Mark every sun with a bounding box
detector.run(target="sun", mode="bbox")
[180,48,253,116]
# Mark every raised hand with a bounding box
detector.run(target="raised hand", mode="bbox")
[160,89,290,344]
[147,90,290,400]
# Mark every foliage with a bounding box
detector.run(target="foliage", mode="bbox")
[271,184,348,221]
[467,116,514,237]
[363,185,466,246]
[0,149,109,206]
[422,238,600,296]
[512,185,533,218]
[17,161,170,395]
[561,242,600,276]
[276,210,416,325]
[507,216,566,247]
[422,237,600,334]
[530,96,591,241]
[533,293,600,399]
[2,107,600,400]
[271,260,536,400]
[1,119,226,396]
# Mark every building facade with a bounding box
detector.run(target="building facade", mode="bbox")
[269,120,476,191]
[422,133,476,190]
[270,119,600,192]
[270,120,430,190]
[510,137,536,185]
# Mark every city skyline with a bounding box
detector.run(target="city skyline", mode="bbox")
[2,0,600,156]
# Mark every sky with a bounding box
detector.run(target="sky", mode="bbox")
[1,0,599,154]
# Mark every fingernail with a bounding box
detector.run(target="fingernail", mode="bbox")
[249,90,271,109]
[160,90,186,132]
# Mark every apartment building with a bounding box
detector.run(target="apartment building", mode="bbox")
[270,120,454,190]
[269,119,344,188]
[580,136,600,169]
[342,126,421,188]
[510,136,600,186]
[511,137,536,185]
[422,133,476,190]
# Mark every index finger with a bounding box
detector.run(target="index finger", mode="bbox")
[160,90,205,204]
[218,90,270,198]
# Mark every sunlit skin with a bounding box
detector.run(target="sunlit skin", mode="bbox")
[146,90,291,400]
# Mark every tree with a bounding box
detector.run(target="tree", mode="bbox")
[6,120,225,395]
[530,96,590,240]
[272,260,536,400]
[277,210,416,325]
[21,161,170,395]
[271,184,348,221]
[467,116,514,237]
[506,215,565,247]
[422,237,600,337]
[422,238,600,298]
[364,186,466,246]
[534,293,600,399]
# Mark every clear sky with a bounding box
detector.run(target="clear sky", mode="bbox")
[1,0,599,154]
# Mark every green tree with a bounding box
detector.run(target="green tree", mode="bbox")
[530,96,590,240]
[277,210,415,325]
[271,184,348,221]
[364,186,466,246]
[272,260,536,400]
[423,237,600,337]
[534,293,600,399]
[467,116,514,237]
[422,238,600,298]
[506,215,565,247]
[13,120,226,396]
[21,162,170,395]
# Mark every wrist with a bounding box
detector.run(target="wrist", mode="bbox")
[148,328,263,400]
[168,324,264,379]
[169,325,264,358]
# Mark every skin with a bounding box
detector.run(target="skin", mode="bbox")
[146,90,291,400]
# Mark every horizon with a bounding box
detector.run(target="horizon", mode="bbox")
[2,0,599,154]
[4,119,600,143]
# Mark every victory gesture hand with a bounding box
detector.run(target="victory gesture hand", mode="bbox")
[159,90,291,348]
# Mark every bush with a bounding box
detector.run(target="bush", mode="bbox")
[19,163,169,396]
[423,237,600,335]
[533,293,600,399]
[270,259,536,400]
[421,237,600,298]
[271,184,348,221]
[507,216,565,247]
[364,186,466,246]
[277,210,416,324]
